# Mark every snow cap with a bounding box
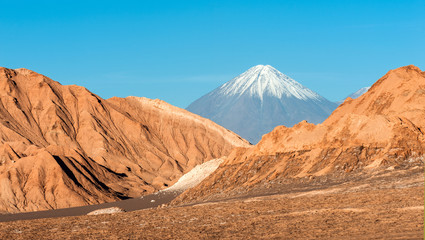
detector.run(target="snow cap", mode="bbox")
[218,65,320,101]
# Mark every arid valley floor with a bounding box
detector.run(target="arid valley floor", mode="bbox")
[1,162,422,239]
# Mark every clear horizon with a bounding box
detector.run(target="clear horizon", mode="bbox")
[1,0,424,108]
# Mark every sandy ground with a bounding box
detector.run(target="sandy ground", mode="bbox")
[0,191,178,222]
[0,166,422,239]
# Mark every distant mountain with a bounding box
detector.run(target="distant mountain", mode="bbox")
[186,65,337,144]
[337,86,371,105]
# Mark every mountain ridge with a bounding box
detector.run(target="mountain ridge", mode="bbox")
[0,66,249,213]
[173,65,425,204]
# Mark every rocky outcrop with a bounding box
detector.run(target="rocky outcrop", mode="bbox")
[174,65,425,203]
[0,67,249,213]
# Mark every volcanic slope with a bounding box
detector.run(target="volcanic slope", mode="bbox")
[0,67,249,213]
[174,65,425,203]
[187,65,337,144]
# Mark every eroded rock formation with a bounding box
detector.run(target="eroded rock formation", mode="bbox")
[0,67,249,213]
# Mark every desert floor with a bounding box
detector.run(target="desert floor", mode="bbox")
[0,165,423,239]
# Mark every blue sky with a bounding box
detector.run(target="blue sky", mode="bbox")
[1,0,424,108]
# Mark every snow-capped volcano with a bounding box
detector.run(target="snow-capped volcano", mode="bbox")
[337,86,371,105]
[218,65,320,101]
[187,65,338,144]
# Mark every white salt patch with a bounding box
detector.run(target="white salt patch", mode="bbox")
[161,158,224,193]
[87,207,125,215]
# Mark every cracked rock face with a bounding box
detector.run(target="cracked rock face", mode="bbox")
[0,67,249,213]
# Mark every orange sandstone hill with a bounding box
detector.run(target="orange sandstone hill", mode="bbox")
[175,65,425,203]
[0,67,249,213]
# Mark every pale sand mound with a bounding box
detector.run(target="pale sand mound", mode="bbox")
[87,207,125,216]
[161,158,224,193]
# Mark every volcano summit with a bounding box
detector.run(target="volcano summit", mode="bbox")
[187,65,337,143]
